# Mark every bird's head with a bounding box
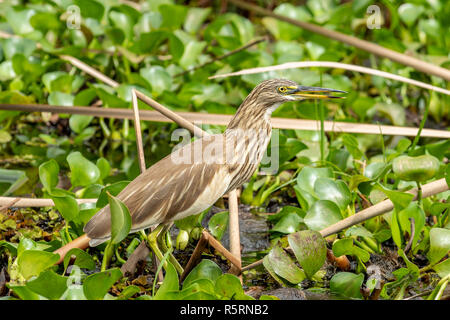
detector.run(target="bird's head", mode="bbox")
[251,79,346,110]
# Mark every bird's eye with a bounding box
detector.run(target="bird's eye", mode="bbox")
[278,86,287,93]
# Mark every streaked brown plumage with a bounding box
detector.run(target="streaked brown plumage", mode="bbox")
[83,79,345,246]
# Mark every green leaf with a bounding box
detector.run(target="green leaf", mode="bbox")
[96,158,111,180]
[314,178,351,212]
[140,66,172,97]
[208,211,229,241]
[38,159,59,192]
[214,274,245,299]
[69,115,94,134]
[271,211,304,234]
[297,166,334,195]
[159,4,188,30]
[67,152,101,187]
[393,155,440,182]
[182,259,222,289]
[83,268,122,300]
[184,7,211,33]
[398,3,424,26]
[74,0,105,20]
[304,200,342,231]
[17,250,60,280]
[50,189,79,222]
[26,270,68,300]
[107,192,132,245]
[48,92,74,106]
[288,230,327,279]
[375,184,414,213]
[264,245,306,284]
[433,258,450,279]
[0,168,28,196]
[330,272,364,299]
[398,203,425,250]
[428,228,450,265]
[332,238,370,262]
[154,261,179,299]
[63,248,96,271]
[341,134,364,160]
[96,181,131,208]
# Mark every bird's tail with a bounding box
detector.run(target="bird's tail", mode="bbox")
[83,205,112,247]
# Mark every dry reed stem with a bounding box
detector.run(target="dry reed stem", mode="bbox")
[228,0,450,81]
[227,189,242,279]
[209,61,450,96]
[2,104,449,139]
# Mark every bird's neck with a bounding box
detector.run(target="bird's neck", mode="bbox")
[226,101,279,132]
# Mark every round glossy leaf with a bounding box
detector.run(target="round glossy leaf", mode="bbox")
[214,274,244,299]
[304,200,342,231]
[26,270,68,300]
[17,250,60,280]
[330,272,364,299]
[96,181,131,208]
[314,178,351,211]
[182,259,222,289]
[264,245,305,284]
[208,211,229,241]
[398,3,424,26]
[107,192,132,245]
[297,167,334,194]
[288,230,327,279]
[67,152,101,187]
[428,228,450,265]
[96,157,111,180]
[69,115,94,134]
[38,159,59,192]
[393,155,440,182]
[83,268,122,300]
[63,248,96,271]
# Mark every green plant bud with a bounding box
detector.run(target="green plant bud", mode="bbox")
[165,230,173,249]
[190,227,202,240]
[392,155,440,182]
[176,229,189,250]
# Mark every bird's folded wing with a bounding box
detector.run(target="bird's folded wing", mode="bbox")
[83,135,230,245]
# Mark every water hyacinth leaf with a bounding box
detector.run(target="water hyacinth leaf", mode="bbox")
[214,274,244,299]
[329,272,364,299]
[117,285,141,300]
[332,238,370,262]
[51,190,79,222]
[69,115,94,134]
[294,185,317,210]
[63,248,96,272]
[267,205,306,222]
[304,200,342,231]
[375,184,414,213]
[288,230,327,279]
[154,261,179,300]
[97,181,131,209]
[25,270,68,300]
[96,158,111,180]
[0,168,28,196]
[184,7,211,33]
[314,178,351,211]
[393,155,440,182]
[341,134,364,160]
[297,166,333,195]
[83,268,122,300]
[208,211,229,241]
[67,152,101,187]
[345,225,373,238]
[107,192,132,245]
[74,0,105,20]
[38,159,59,192]
[398,3,424,26]
[182,259,222,289]
[428,228,450,265]
[271,211,304,234]
[159,4,188,30]
[7,285,42,300]
[265,245,306,284]
[17,250,60,280]
[140,66,172,96]
[433,258,450,278]
[398,203,425,249]
[48,92,74,106]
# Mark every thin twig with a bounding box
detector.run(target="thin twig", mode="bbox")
[0,197,96,208]
[2,104,450,138]
[131,89,146,173]
[209,61,450,96]
[227,0,450,81]
[174,37,267,77]
[180,232,209,282]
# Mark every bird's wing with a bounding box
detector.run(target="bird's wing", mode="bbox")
[83,135,231,246]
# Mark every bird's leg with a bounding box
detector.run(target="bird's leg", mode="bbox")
[146,224,166,269]
[157,223,184,275]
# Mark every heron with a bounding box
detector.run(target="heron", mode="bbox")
[62,79,345,271]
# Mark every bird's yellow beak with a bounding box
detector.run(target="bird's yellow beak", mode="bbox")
[287,85,346,100]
